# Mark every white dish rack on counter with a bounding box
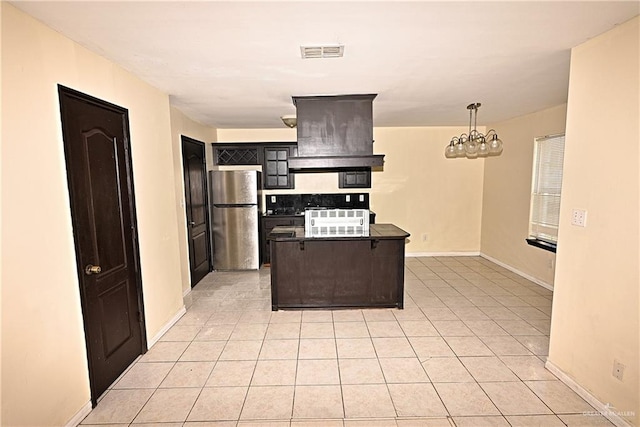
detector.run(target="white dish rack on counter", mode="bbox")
[304,208,370,237]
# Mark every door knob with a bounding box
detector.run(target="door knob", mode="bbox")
[85,264,102,275]
[190,221,196,226]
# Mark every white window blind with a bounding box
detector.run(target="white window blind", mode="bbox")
[529,134,565,244]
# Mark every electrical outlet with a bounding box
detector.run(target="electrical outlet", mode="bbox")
[346,195,351,202]
[271,195,276,203]
[613,360,625,381]
[571,209,587,227]
[359,194,365,202]
[421,233,428,242]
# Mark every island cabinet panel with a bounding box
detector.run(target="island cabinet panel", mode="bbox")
[269,225,408,310]
[261,215,304,264]
[371,239,404,305]
[323,241,372,304]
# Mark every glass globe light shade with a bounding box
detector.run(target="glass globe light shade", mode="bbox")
[478,141,490,157]
[455,141,466,157]
[489,135,503,154]
[445,144,456,158]
[464,139,478,155]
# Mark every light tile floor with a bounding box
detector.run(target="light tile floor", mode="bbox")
[80,256,614,427]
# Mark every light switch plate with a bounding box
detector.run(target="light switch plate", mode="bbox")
[359,194,365,202]
[346,195,351,202]
[271,195,276,203]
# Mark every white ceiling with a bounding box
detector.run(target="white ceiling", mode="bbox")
[12,1,639,128]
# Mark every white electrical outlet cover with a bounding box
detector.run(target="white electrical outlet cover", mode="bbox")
[571,209,587,227]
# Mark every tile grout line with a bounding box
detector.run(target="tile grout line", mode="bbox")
[83,257,602,426]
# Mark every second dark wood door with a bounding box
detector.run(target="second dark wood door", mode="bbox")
[182,136,211,286]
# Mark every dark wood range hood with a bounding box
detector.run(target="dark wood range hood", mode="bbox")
[288,94,385,170]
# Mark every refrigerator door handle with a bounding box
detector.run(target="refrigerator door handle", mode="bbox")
[213,203,257,208]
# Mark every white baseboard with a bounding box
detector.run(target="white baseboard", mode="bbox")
[183,286,192,298]
[65,401,92,427]
[545,361,633,427]
[480,252,553,291]
[66,307,187,425]
[146,305,187,349]
[407,251,481,257]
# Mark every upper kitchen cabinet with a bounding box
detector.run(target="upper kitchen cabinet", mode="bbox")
[263,145,295,189]
[212,142,297,189]
[214,144,260,166]
[339,170,371,189]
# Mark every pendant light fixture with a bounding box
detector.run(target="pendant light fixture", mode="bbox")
[445,103,503,158]
[280,115,297,128]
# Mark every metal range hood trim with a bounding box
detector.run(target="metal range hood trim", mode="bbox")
[288,154,384,170]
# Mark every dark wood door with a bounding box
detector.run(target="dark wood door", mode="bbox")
[58,86,146,405]
[181,136,211,286]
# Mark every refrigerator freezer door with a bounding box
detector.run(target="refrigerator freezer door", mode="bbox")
[212,206,260,270]
[210,170,258,205]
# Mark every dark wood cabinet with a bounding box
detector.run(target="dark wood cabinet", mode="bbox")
[269,224,408,310]
[339,170,371,188]
[214,145,260,165]
[213,143,297,190]
[263,146,295,189]
[261,215,304,264]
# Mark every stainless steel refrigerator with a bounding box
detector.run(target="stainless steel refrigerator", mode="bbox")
[209,170,261,270]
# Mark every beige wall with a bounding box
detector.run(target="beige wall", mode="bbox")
[549,16,639,425]
[1,4,185,425]
[218,126,485,253]
[481,104,567,287]
[372,127,484,253]
[217,128,295,145]
[169,106,217,295]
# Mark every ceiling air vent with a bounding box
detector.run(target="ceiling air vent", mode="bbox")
[300,44,344,59]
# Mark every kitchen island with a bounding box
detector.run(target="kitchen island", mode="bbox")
[268,224,409,310]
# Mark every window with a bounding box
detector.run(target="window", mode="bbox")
[528,134,565,249]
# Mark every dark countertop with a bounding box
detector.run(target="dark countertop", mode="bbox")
[262,213,304,218]
[263,210,376,218]
[267,224,409,241]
